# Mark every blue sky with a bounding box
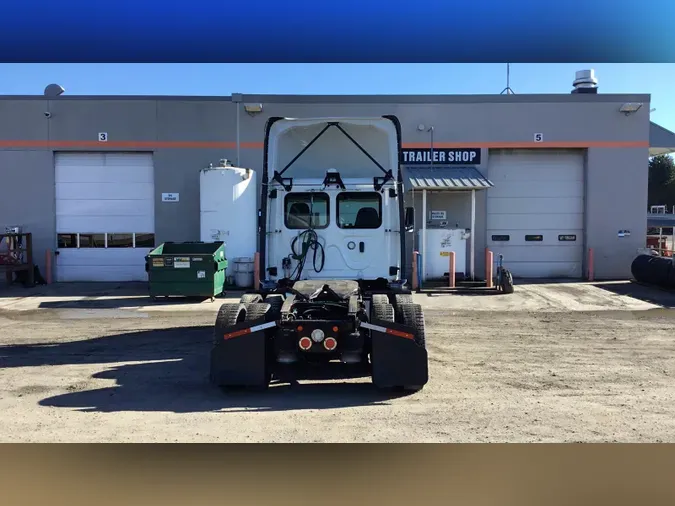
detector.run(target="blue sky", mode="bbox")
[1,63,674,132]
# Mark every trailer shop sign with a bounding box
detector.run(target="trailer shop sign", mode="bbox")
[401,148,481,165]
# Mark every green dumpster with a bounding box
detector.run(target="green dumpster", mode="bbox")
[145,241,227,301]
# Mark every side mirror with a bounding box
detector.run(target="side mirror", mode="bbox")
[404,207,415,231]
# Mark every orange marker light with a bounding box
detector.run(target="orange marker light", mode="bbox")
[332,326,339,332]
[297,325,304,332]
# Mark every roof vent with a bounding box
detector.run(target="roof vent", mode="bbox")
[44,83,65,97]
[572,70,598,94]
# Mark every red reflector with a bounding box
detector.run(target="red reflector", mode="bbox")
[223,328,252,340]
[324,337,337,351]
[385,328,414,340]
[299,337,312,350]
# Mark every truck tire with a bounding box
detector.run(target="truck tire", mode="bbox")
[243,302,273,389]
[372,294,390,306]
[243,302,272,321]
[395,294,413,305]
[263,294,284,319]
[398,303,427,392]
[240,293,263,304]
[371,302,395,322]
[500,270,514,294]
[394,294,413,322]
[213,303,246,344]
[399,303,426,348]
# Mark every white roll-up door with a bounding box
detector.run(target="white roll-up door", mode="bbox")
[55,153,155,282]
[487,149,584,278]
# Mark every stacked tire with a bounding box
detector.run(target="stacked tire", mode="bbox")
[631,254,675,289]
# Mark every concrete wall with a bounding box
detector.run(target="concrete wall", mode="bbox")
[586,147,650,279]
[0,93,651,282]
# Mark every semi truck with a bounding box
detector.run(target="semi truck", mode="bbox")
[210,115,429,391]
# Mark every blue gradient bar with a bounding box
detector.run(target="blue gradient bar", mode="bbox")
[0,0,673,62]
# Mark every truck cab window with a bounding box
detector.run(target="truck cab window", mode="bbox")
[284,193,329,229]
[337,192,382,229]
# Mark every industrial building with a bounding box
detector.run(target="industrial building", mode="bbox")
[1,70,675,284]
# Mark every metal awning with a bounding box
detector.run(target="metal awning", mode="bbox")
[650,122,675,156]
[647,214,675,228]
[404,166,493,191]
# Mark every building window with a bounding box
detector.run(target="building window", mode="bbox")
[525,235,543,242]
[57,234,78,248]
[491,235,510,242]
[135,233,156,248]
[337,192,382,229]
[107,234,134,248]
[79,234,106,248]
[284,192,329,229]
[56,233,156,249]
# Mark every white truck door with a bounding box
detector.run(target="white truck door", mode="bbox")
[320,188,392,280]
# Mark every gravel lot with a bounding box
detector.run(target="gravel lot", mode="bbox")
[1,281,675,442]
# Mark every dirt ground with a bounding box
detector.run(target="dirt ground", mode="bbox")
[1,281,675,442]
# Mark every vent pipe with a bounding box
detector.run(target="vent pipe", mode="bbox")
[572,70,598,94]
[44,83,65,97]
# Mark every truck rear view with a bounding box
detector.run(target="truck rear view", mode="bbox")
[210,116,429,391]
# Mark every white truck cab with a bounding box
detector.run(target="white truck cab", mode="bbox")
[259,116,409,286]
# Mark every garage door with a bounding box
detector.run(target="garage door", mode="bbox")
[487,149,584,278]
[55,153,155,282]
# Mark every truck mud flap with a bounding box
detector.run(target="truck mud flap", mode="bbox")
[362,320,429,389]
[210,319,276,387]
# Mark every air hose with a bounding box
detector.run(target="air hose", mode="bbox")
[289,229,325,280]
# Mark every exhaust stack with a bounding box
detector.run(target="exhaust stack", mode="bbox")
[572,69,598,94]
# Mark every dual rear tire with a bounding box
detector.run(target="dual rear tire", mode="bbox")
[370,297,427,392]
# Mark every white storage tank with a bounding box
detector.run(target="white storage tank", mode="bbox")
[199,162,257,286]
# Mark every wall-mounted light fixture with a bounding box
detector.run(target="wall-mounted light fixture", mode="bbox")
[244,103,263,115]
[619,102,643,116]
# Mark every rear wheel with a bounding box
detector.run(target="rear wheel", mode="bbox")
[371,302,395,322]
[243,302,272,321]
[399,303,426,348]
[263,294,284,320]
[240,293,263,304]
[244,302,273,388]
[394,294,414,322]
[371,294,390,306]
[213,303,246,344]
[397,303,426,392]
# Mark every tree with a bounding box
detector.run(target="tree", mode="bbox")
[648,154,675,208]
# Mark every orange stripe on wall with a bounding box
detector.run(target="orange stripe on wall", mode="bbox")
[401,141,650,149]
[0,140,649,149]
[240,141,264,149]
[0,140,237,149]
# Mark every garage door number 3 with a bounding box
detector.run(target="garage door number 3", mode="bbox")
[98,132,108,142]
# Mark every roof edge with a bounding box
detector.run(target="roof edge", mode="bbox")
[0,93,651,104]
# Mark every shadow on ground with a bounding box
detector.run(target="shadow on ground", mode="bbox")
[593,281,675,309]
[0,325,406,413]
[37,296,228,310]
